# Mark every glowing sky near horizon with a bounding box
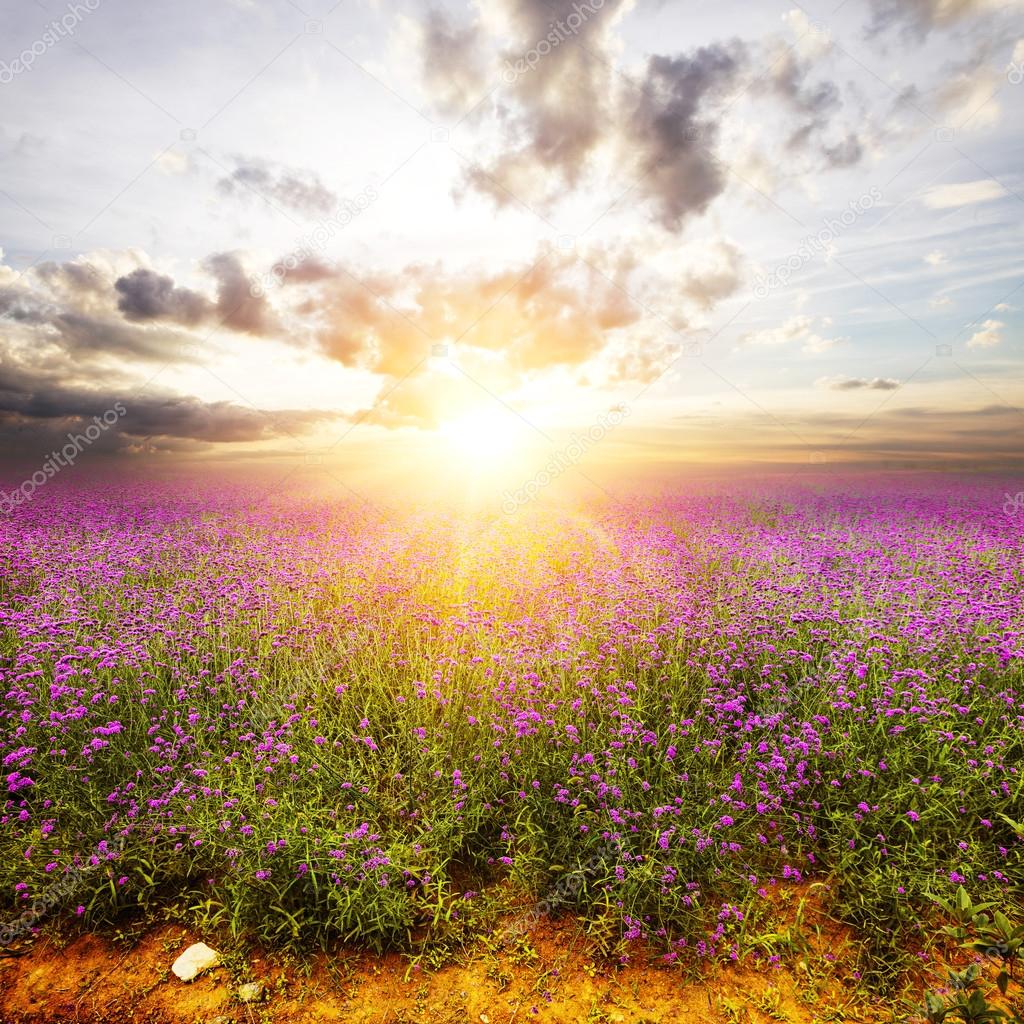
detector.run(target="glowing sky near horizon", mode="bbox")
[0,0,1022,486]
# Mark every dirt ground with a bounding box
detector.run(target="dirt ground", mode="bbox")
[0,907,899,1024]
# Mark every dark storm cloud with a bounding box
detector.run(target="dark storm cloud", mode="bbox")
[110,256,279,337]
[216,159,337,217]
[0,248,334,460]
[461,31,751,231]
[2,252,282,377]
[1,277,199,364]
[116,396,331,444]
[51,312,197,361]
[459,0,634,207]
[415,2,858,230]
[624,43,746,230]
[0,362,336,450]
[203,252,280,336]
[115,268,212,325]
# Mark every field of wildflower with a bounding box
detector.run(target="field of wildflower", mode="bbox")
[1,476,1022,997]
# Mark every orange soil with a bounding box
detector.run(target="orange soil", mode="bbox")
[0,911,889,1024]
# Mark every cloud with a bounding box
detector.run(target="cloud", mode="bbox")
[966,318,1004,348]
[679,238,744,310]
[924,250,948,267]
[934,45,1004,129]
[202,252,280,336]
[762,13,867,169]
[261,242,719,427]
[417,1,798,231]
[690,402,1024,468]
[115,268,211,325]
[411,2,860,230]
[623,43,747,230]
[0,249,335,456]
[111,254,282,337]
[769,40,839,137]
[816,375,901,390]
[216,158,337,217]
[116,396,332,444]
[866,0,1022,40]
[741,314,842,353]
[5,251,280,351]
[822,134,864,168]
[304,248,640,382]
[352,372,481,430]
[29,257,115,308]
[458,0,636,209]
[921,179,1006,209]
[930,294,953,309]
[0,361,336,452]
[154,150,190,176]
[410,8,489,117]
[2,256,203,364]
[782,9,832,61]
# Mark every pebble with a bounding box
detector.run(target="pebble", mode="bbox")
[170,942,220,982]
[238,981,266,1004]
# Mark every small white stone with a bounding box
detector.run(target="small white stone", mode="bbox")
[171,942,220,982]
[238,981,265,1003]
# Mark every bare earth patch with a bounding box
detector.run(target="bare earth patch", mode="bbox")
[0,912,890,1024]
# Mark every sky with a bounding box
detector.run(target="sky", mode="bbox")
[1,0,1023,496]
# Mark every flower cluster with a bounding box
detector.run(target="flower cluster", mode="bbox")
[0,477,1021,960]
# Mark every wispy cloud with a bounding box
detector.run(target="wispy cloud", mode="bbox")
[922,179,1006,209]
[816,375,901,391]
[741,315,843,354]
[216,158,337,217]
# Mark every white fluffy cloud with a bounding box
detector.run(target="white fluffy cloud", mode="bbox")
[966,319,1005,348]
[741,315,843,354]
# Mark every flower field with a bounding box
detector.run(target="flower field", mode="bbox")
[1,477,1022,993]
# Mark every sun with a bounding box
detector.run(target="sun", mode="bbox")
[439,407,531,466]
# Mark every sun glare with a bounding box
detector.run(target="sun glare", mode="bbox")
[439,408,530,465]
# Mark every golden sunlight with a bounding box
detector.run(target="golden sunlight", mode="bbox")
[438,407,532,466]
